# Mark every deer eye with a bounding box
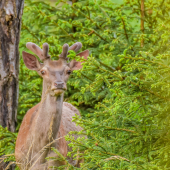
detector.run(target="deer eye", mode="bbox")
[41,70,45,75]
[67,70,72,75]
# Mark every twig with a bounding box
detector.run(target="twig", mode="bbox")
[124,56,170,69]
[141,0,144,47]
[121,17,129,41]
[105,127,137,133]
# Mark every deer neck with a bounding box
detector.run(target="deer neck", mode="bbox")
[34,80,64,142]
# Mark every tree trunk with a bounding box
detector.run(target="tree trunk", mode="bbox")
[0,0,24,169]
[0,0,24,130]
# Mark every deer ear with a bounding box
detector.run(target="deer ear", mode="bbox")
[22,51,41,71]
[69,50,89,70]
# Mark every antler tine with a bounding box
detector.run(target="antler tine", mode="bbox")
[59,42,82,62]
[75,42,82,52]
[59,43,69,60]
[26,42,50,61]
[69,42,82,52]
[43,43,50,59]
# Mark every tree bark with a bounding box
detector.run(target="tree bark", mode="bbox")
[0,1,24,169]
[0,0,24,132]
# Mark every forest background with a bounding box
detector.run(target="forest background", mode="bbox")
[1,0,170,169]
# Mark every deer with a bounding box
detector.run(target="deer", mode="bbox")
[15,42,89,170]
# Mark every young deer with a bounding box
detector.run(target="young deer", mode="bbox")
[15,42,89,169]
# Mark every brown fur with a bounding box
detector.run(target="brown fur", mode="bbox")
[15,42,89,169]
[15,102,82,169]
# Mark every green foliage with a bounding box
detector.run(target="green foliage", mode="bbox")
[46,147,75,170]
[1,0,170,169]
[0,126,17,162]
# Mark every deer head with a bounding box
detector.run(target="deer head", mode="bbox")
[22,42,89,96]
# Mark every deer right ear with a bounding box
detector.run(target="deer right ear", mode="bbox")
[22,51,41,71]
[69,50,89,70]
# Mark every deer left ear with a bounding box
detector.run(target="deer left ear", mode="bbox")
[22,51,41,71]
[69,50,89,70]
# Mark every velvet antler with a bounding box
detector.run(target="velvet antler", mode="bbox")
[69,42,82,52]
[59,43,69,60]
[26,42,50,61]
[59,42,83,63]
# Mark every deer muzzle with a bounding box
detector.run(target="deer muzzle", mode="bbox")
[54,81,65,89]
[50,81,66,96]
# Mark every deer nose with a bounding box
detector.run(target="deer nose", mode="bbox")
[54,81,64,89]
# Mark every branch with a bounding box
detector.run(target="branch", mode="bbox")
[141,0,144,47]
[121,17,129,41]
[124,56,170,69]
